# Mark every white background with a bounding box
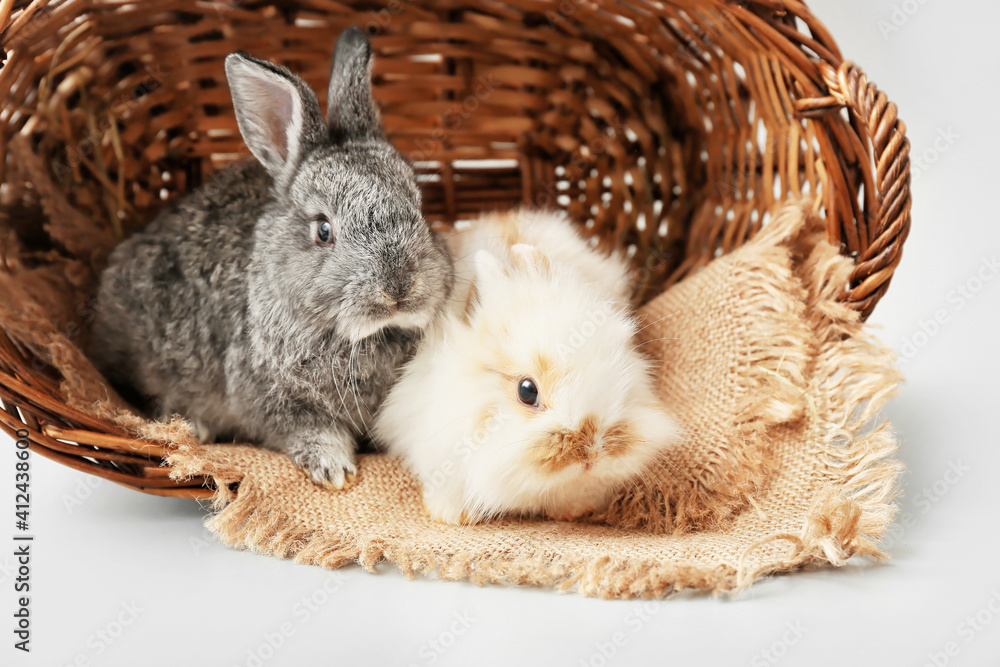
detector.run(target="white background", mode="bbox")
[4,1,1000,665]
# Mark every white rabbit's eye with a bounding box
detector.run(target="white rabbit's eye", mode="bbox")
[517,378,540,407]
[314,215,334,246]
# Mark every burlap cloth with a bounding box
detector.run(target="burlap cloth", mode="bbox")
[0,185,902,598]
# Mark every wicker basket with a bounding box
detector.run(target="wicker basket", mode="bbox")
[0,0,910,499]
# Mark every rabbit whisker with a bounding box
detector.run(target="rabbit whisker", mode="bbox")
[348,340,368,431]
[634,336,680,348]
[331,354,362,434]
[633,309,682,336]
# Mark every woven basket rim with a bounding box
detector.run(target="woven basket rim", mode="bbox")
[0,0,911,498]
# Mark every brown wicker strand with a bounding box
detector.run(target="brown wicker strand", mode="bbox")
[822,61,911,317]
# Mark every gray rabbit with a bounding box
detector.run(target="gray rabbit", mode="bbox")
[89,28,453,488]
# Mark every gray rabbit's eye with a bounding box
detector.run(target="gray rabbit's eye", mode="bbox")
[314,215,335,247]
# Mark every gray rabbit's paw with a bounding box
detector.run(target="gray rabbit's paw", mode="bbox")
[193,420,216,444]
[287,431,358,490]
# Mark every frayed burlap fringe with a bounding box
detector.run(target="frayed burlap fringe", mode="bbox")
[1,196,902,598]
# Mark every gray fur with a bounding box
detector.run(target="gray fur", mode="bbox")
[89,28,453,488]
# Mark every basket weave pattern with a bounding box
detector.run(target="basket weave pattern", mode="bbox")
[0,0,909,499]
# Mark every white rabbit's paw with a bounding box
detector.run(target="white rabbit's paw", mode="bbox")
[421,493,470,525]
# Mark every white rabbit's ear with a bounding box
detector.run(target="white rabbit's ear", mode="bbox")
[473,250,507,288]
[225,52,326,188]
[509,243,550,274]
[327,27,383,142]
[467,250,506,319]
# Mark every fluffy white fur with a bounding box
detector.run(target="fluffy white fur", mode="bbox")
[373,210,677,524]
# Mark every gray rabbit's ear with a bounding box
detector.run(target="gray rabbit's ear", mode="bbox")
[225,52,326,188]
[326,27,383,142]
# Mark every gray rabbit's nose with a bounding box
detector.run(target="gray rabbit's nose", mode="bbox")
[379,275,413,308]
[379,255,418,302]
[377,290,398,308]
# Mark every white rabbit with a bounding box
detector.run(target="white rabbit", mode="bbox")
[373,209,677,524]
